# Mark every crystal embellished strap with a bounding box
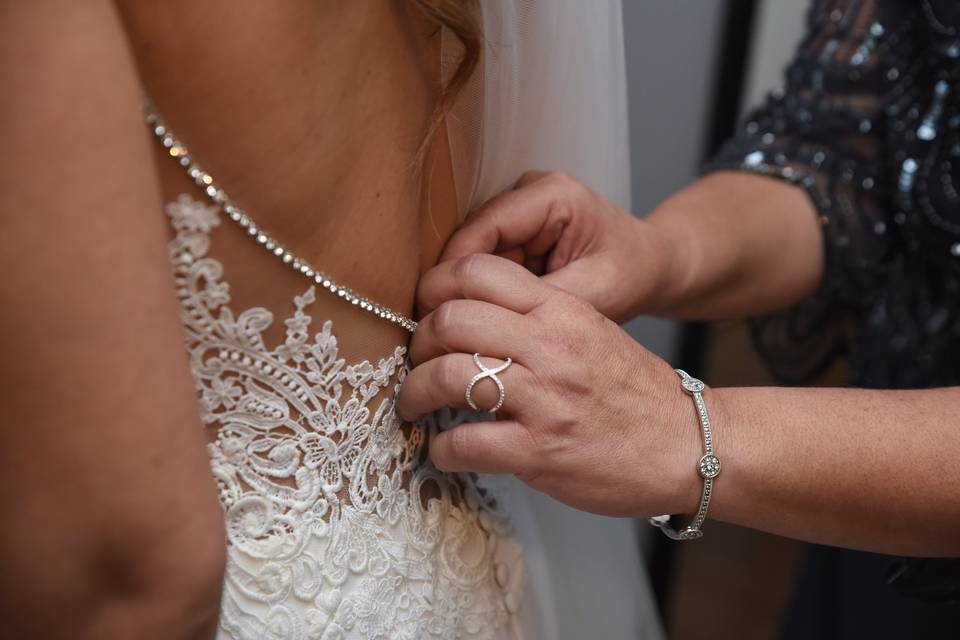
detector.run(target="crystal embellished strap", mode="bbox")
[144,107,418,333]
[649,369,721,541]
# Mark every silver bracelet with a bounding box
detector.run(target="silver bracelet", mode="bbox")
[648,369,722,541]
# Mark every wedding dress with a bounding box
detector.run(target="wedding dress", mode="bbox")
[157,1,662,638]
[164,178,530,639]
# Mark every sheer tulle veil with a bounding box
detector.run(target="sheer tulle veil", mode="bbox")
[446,0,631,212]
[443,2,663,638]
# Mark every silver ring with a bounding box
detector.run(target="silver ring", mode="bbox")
[464,353,512,413]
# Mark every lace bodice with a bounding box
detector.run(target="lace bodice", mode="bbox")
[165,194,525,639]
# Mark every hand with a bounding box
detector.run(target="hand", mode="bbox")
[398,253,702,518]
[438,171,676,323]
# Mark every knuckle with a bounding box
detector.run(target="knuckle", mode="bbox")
[537,325,578,356]
[430,302,462,343]
[536,295,603,355]
[549,171,591,203]
[556,290,595,316]
[546,170,576,189]
[452,253,484,285]
[448,425,476,462]
[431,355,462,394]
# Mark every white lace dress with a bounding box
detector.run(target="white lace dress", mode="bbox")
[166,195,526,640]
[159,1,665,637]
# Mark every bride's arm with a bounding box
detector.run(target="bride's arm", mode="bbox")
[1,2,224,638]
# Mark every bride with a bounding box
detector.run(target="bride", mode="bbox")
[0,1,660,638]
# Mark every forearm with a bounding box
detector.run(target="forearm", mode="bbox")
[639,171,824,320]
[695,385,960,556]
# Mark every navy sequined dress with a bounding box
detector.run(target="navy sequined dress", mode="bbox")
[708,0,960,634]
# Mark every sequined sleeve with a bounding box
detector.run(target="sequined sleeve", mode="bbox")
[708,0,960,606]
[706,0,918,382]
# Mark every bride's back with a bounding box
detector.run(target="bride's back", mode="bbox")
[118,0,460,358]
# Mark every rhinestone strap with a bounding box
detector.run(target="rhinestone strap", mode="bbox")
[145,108,418,333]
[648,369,721,541]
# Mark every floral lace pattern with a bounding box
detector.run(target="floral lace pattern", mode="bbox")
[165,195,524,639]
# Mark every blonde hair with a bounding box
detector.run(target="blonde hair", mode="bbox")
[410,0,481,155]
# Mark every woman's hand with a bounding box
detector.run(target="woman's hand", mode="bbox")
[398,253,702,518]
[441,170,826,322]
[438,171,677,323]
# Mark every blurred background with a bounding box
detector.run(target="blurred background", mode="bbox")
[619,2,814,638]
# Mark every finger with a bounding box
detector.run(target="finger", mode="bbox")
[409,299,534,366]
[417,253,555,316]
[440,171,571,264]
[397,353,533,422]
[429,420,539,475]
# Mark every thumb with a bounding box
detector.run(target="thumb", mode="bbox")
[440,177,568,263]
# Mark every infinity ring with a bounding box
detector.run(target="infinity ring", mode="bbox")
[464,353,512,413]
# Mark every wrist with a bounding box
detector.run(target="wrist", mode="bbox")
[657,372,713,516]
[698,386,738,523]
[662,381,731,521]
[627,212,696,318]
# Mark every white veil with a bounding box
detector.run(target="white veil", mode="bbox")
[444,2,662,639]
[447,0,631,212]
